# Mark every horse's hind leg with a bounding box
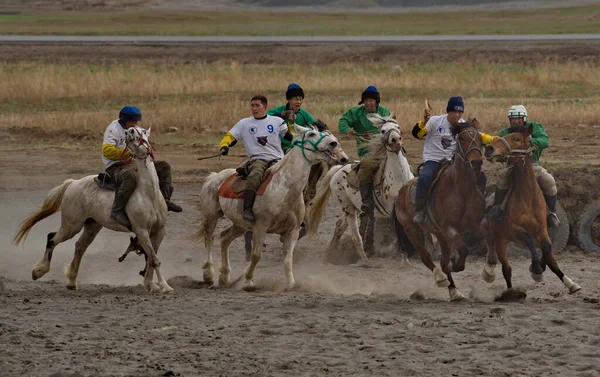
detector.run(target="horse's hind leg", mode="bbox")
[219,225,246,287]
[65,219,103,290]
[200,215,220,285]
[482,235,498,283]
[519,232,543,282]
[493,236,513,289]
[281,227,301,290]
[346,211,369,265]
[32,219,83,281]
[540,237,581,293]
[242,229,267,291]
[244,231,252,262]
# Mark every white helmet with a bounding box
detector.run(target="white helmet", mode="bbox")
[507,105,527,120]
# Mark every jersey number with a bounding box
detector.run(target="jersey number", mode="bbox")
[267,125,274,133]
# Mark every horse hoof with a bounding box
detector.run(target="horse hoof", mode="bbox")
[160,284,174,294]
[66,284,77,291]
[531,272,544,283]
[496,288,527,302]
[449,288,467,302]
[243,285,257,292]
[31,270,40,280]
[482,269,495,283]
[569,284,582,294]
[436,278,450,288]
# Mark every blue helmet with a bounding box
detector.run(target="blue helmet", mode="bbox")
[119,106,142,122]
[358,85,380,105]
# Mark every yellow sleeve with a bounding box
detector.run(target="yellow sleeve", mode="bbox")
[219,132,237,149]
[480,133,497,145]
[102,143,130,161]
[411,121,428,139]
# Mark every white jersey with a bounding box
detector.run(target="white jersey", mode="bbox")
[422,115,465,162]
[229,115,288,161]
[101,119,127,168]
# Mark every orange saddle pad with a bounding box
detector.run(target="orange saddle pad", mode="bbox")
[217,172,274,199]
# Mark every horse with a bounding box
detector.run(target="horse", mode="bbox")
[12,126,173,293]
[482,126,581,296]
[307,114,414,264]
[193,125,348,291]
[392,119,487,301]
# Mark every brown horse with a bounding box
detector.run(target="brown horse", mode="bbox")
[482,126,581,296]
[393,120,487,301]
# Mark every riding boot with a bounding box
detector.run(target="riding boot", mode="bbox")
[477,172,487,195]
[544,194,560,228]
[412,187,428,225]
[243,190,257,222]
[363,216,375,256]
[359,182,375,217]
[487,188,509,222]
[159,182,183,212]
[111,184,134,230]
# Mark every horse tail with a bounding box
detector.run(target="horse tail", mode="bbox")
[13,179,74,246]
[307,165,343,238]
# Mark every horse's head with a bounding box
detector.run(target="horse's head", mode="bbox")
[451,118,484,170]
[125,126,154,160]
[487,125,533,163]
[293,124,348,165]
[367,113,403,154]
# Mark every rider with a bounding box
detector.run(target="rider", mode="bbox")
[338,85,391,220]
[102,106,182,229]
[219,95,293,222]
[487,105,560,228]
[410,96,495,225]
[267,83,327,151]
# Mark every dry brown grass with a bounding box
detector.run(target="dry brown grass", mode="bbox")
[2,60,600,145]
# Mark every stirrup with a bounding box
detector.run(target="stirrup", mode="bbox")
[547,212,560,228]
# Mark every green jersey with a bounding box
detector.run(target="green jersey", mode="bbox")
[338,105,391,157]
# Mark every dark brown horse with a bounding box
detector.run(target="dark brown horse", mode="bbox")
[482,126,581,296]
[393,119,487,301]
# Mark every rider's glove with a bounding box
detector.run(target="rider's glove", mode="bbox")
[220,146,229,156]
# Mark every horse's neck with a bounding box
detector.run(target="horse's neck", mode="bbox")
[270,147,313,196]
[450,158,480,196]
[510,157,536,191]
[134,157,161,198]
[384,150,413,183]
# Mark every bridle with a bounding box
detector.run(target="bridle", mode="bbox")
[454,127,483,169]
[121,128,155,166]
[497,135,534,167]
[292,129,331,163]
[382,124,403,153]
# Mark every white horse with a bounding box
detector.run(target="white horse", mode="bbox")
[193,125,348,290]
[12,126,173,293]
[307,114,414,264]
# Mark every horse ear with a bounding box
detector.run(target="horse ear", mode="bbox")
[526,125,533,137]
[471,118,479,129]
[294,124,308,135]
[391,112,397,120]
[146,127,152,138]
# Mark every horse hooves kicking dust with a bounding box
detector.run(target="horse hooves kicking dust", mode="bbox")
[495,288,528,302]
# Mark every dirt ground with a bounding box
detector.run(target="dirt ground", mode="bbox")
[2,39,600,376]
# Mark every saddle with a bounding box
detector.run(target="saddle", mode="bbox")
[94,173,118,191]
[346,160,385,190]
[217,171,274,199]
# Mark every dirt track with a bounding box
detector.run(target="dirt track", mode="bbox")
[1,145,600,377]
[2,37,600,375]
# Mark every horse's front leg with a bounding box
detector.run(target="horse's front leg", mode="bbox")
[281,227,301,290]
[150,227,173,293]
[346,210,369,265]
[219,225,246,287]
[445,226,469,273]
[539,236,581,294]
[437,236,464,301]
[135,230,168,293]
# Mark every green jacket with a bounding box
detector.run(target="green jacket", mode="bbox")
[499,120,549,163]
[338,105,391,157]
[267,105,318,149]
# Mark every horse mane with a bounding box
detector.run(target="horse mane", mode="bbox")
[365,114,399,158]
[505,125,528,134]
